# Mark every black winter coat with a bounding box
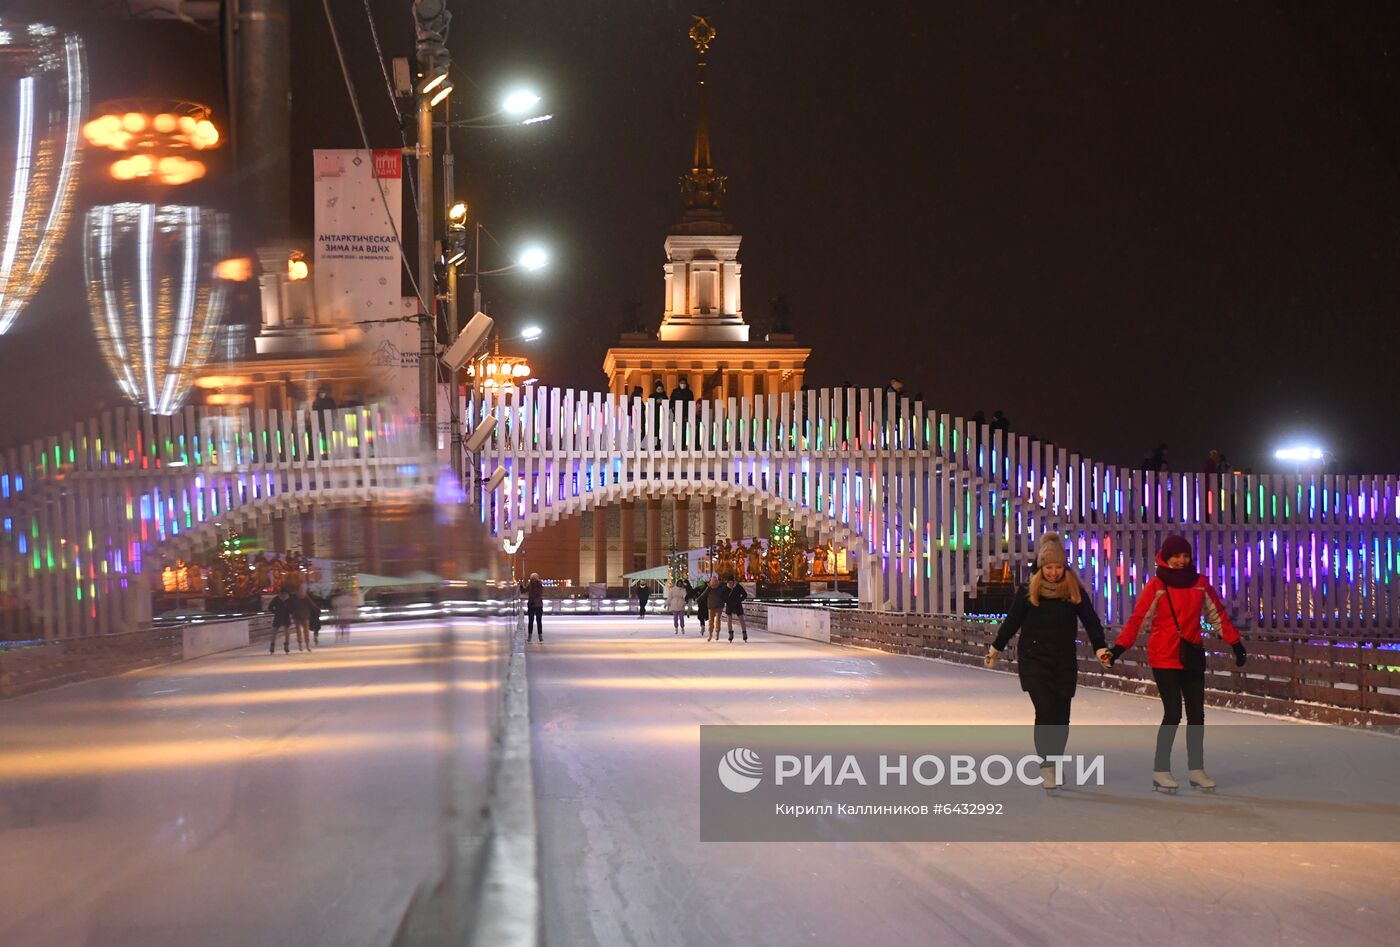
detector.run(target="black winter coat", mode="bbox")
[992,585,1106,697]
[268,595,294,628]
[692,586,710,621]
[724,583,747,615]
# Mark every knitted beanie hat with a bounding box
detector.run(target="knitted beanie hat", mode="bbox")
[1036,532,1068,569]
[1159,534,1193,562]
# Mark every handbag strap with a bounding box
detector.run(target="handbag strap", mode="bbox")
[1161,583,1201,647]
[1160,585,1181,634]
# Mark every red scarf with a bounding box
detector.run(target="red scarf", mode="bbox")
[1155,552,1198,589]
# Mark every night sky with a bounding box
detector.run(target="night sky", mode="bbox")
[4,1,1400,473]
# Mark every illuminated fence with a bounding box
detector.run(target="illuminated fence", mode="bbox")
[474,386,1400,632]
[3,388,1396,640]
[0,404,428,639]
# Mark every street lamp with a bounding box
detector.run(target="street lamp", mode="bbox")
[518,246,548,270]
[444,88,551,130]
[1274,446,1324,463]
[1274,444,1333,477]
[501,89,541,114]
[467,223,550,315]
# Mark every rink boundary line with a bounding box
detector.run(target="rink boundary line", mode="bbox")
[469,619,542,946]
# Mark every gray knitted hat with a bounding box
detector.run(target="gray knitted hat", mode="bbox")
[1036,532,1068,569]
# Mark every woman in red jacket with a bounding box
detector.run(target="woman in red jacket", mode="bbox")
[1107,535,1247,793]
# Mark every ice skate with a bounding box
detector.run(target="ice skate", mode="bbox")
[1152,771,1178,794]
[1040,764,1061,796]
[1188,769,1216,792]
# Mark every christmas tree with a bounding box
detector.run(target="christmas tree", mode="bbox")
[770,517,796,584]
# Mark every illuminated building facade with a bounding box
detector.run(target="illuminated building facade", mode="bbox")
[527,17,820,586]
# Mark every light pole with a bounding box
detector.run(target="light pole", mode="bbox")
[437,86,548,471]
[416,71,452,450]
[445,195,468,485]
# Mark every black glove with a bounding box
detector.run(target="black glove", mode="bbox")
[1108,644,1126,666]
[1232,641,1247,668]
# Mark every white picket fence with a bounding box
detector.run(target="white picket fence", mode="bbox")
[473,386,1400,632]
[0,404,430,639]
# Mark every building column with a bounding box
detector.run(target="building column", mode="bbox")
[740,373,756,401]
[758,505,772,541]
[331,507,350,559]
[646,498,662,569]
[361,504,380,573]
[673,497,690,551]
[701,499,716,549]
[593,506,607,584]
[299,511,315,557]
[620,501,636,577]
[728,501,744,541]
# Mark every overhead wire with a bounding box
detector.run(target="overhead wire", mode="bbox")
[360,0,422,219]
[319,0,430,318]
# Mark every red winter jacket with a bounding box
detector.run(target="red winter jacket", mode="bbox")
[1115,564,1241,670]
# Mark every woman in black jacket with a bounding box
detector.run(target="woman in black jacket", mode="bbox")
[984,533,1111,792]
[688,578,709,634]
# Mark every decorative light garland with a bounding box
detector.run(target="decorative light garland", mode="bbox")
[0,19,86,335]
[83,99,218,185]
[84,203,230,414]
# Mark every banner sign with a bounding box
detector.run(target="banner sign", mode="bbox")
[360,296,421,422]
[313,148,403,331]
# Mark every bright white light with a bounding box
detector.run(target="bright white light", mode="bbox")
[520,325,542,340]
[1274,446,1324,462]
[518,246,547,270]
[520,113,553,126]
[502,90,541,114]
[421,72,449,95]
[428,81,454,108]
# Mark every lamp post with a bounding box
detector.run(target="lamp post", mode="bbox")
[417,71,452,450]
[434,84,545,468]
[445,193,468,485]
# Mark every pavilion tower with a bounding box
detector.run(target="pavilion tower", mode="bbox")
[603,15,809,400]
[660,15,746,343]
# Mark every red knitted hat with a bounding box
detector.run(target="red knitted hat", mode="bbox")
[1158,535,1193,561]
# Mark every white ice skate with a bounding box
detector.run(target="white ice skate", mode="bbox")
[1188,769,1217,792]
[1152,771,1178,794]
[1040,764,1061,796]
